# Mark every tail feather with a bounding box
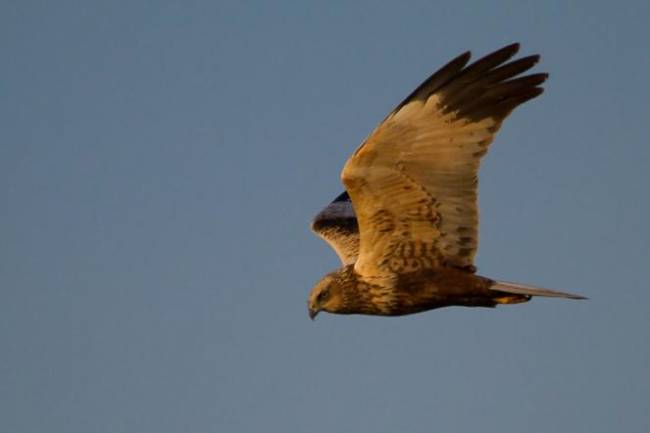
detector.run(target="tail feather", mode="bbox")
[490,280,587,300]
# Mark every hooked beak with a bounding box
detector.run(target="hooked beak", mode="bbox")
[308,306,319,320]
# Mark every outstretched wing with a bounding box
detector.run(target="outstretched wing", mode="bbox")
[341,43,547,278]
[311,192,359,265]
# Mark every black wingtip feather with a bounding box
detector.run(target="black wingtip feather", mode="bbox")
[391,43,545,123]
[451,43,521,83]
[392,50,471,114]
[437,44,546,122]
[484,55,541,84]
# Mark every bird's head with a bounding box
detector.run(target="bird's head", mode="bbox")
[307,267,354,319]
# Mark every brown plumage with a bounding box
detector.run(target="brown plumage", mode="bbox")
[308,43,586,320]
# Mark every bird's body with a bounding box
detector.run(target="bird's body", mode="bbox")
[310,265,528,317]
[308,43,585,319]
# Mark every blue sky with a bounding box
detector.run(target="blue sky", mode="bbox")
[2,1,649,432]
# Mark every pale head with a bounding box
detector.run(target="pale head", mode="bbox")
[307,266,356,319]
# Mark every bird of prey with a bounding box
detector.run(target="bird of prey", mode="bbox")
[308,43,585,319]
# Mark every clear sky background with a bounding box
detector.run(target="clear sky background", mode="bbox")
[2,1,649,432]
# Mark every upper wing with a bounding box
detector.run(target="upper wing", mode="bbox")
[311,192,359,265]
[341,43,547,278]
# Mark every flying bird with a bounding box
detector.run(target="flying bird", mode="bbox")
[308,43,585,319]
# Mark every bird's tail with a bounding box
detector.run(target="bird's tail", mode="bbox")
[490,280,587,301]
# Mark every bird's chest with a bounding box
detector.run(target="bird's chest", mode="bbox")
[388,270,487,314]
[391,278,450,314]
[354,269,489,316]
[356,273,444,315]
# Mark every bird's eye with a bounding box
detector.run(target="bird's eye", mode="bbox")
[317,288,330,301]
